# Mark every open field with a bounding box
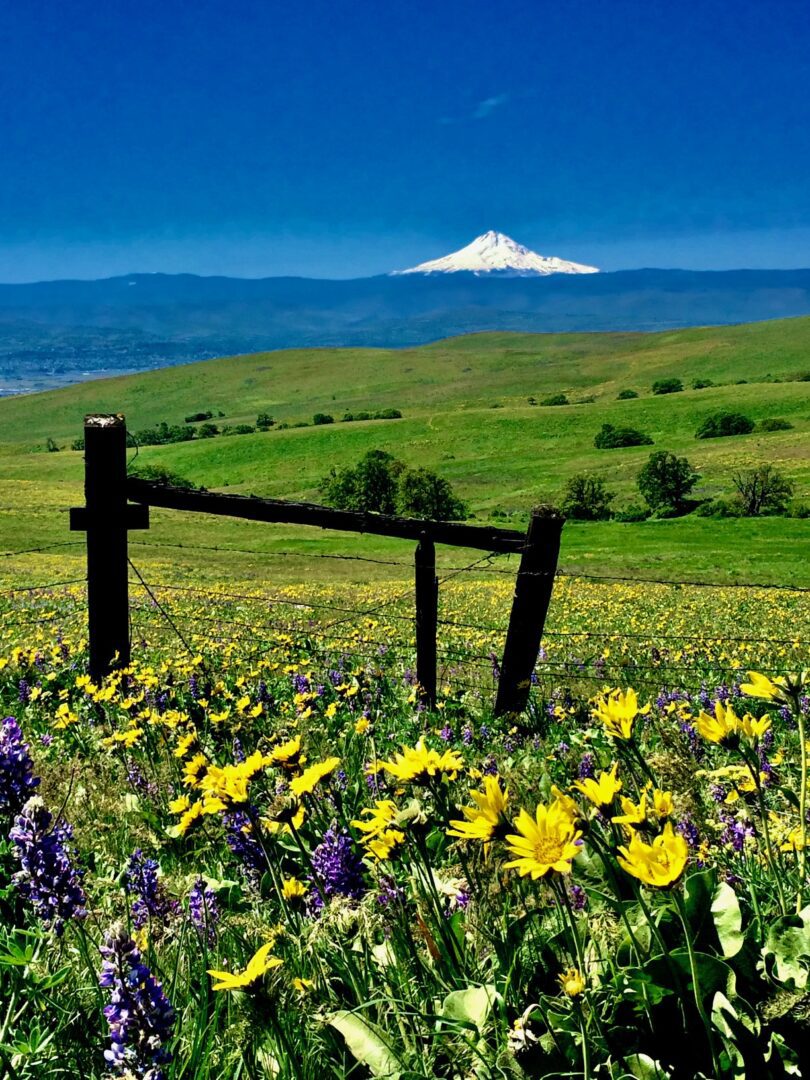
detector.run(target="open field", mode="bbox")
[0,317,808,587]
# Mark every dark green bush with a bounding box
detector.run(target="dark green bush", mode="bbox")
[184,410,214,423]
[398,468,466,520]
[71,437,85,451]
[197,422,219,438]
[541,393,569,406]
[374,408,403,420]
[612,503,651,522]
[320,450,465,520]
[695,412,755,439]
[757,417,793,432]
[560,474,614,521]
[691,378,713,389]
[694,498,744,518]
[256,413,275,430]
[313,413,334,425]
[129,464,200,489]
[594,424,654,449]
[651,378,683,395]
[616,389,639,400]
[133,422,196,446]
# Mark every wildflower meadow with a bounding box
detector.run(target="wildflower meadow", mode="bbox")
[0,573,808,1078]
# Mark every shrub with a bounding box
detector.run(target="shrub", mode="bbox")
[256,413,275,430]
[757,417,793,432]
[731,465,794,516]
[788,500,810,519]
[313,413,334,426]
[594,423,653,449]
[560,474,614,521]
[541,393,568,406]
[46,437,60,452]
[197,423,219,438]
[527,396,537,406]
[617,389,638,400]
[71,437,85,451]
[128,464,199,489]
[612,502,651,522]
[133,422,195,446]
[695,412,755,439]
[637,451,699,513]
[576,395,596,405]
[691,378,713,389]
[184,410,214,423]
[398,468,466,520]
[694,498,744,518]
[651,378,683,395]
[232,424,255,435]
[374,408,403,420]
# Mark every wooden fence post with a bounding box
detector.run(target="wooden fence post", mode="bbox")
[70,415,148,681]
[494,506,564,716]
[414,535,438,708]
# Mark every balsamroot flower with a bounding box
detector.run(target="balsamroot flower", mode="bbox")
[740,670,808,706]
[558,967,586,997]
[696,701,771,745]
[379,738,463,784]
[618,822,689,888]
[10,796,86,936]
[447,775,510,844]
[574,762,622,808]
[351,800,405,860]
[207,941,283,992]
[0,716,40,818]
[99,924,175,1079]
[290,756,341,798]
[504,798,583,879]
[591,688,650,740]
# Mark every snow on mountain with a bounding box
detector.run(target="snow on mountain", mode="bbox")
[392,230,599,276]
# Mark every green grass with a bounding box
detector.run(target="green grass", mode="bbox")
[0,317,808,586]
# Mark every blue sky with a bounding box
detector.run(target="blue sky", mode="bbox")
[1,0,809,281]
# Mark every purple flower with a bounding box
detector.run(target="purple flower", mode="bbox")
[0,716,40,817]
[577,752,596,780]
[439,725,453,743]
[18,680,30,704]
[309,825,366,911]
[99,924,175,1079]
[10,796,86,935]
[569,884,587,911]
[224,809,268,884]
[188,877,219,945]
[125,850,178,929]
[482,755,499,776]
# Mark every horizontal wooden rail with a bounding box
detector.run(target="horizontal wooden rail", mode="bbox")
[125,478,539,554]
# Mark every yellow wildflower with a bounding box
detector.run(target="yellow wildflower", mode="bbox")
[592,688,649,740]
[183,753,209,788]
[574,762,621,808]
[290,757,341,798]
[354,716,370,735]
[208,943,283,991]
[558,968,586,997]
[618,822,688,888]
[447,776,509,844]
[380,739,462,784]
[282,877,309,900]
[267,736,304,769]
[612,792,648,830]
[173,732,197,759]
[695,701,741,744]
[504,799,582,879]
[740,671,784,702]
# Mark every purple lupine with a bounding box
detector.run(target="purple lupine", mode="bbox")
[126,760,158,800]
[569,884,587,911]
[308,825,366,911]
[677,818,700,849]
[439,725,453,743]
[481,755,499,776]
[577,752,596,780]
[188,877,219,945]
[10,796,86,935]
[0,716,40,817]
[99,924,175,1080]
[224,809,268,884]
[376,875,406,908]
[18,679,30,705]
[125,850,178,929]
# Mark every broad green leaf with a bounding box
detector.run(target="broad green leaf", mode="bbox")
[327,1011,402,1078]
[440,984,496,1030]
[624,1052,671,1078]
[711,882,745,958]
[762,906,810,988]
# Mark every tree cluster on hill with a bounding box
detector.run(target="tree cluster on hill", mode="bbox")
[319,450,466,520]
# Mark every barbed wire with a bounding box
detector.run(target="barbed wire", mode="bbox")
[0,541,84,559]
[0,578,87,596]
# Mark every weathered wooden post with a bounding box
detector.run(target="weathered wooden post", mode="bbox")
[494,506,564,716]
[414,535,438,708]
[70,415,148,680]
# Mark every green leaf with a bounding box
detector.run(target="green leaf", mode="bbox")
[624,1052,671,1078]
[711,882,745,958]
[327,1011,403,1078]
[762,906,810,988]
[684,868,716,930]
[439,985,496,1031]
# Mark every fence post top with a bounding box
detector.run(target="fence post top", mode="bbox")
[84,413,126,429]
[529,504,565,523]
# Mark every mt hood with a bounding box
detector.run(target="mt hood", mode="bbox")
[392,230,599,276]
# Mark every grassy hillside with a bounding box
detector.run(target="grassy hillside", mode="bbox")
[0,317,808,587]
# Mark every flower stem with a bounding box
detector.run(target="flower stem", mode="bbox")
[673,891,721,1078]
[795,704,807,913]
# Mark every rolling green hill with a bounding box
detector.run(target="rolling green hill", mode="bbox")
[0,317,808,587]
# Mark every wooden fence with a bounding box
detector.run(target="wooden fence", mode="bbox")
[70,414,564,714]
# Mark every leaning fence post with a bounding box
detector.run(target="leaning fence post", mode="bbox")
[494,506,564,716]
[70,414,148,681]
[414,535,438,708]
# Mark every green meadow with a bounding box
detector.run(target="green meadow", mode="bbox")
[0,316,808,587]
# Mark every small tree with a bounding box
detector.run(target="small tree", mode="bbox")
[541,393,568,406]
[398,468,466,520]
[731,465,794,516]
[320,450,402,514]
[197,422,219,438]
[617,389,638,400]
[594,423,653,449]
[256,412,275,430]
[560,474,614,521]
[652,378,684,395]
[637,451,699,514]
[313,413,334,426]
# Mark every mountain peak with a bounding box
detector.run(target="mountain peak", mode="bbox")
[392,231,599,276]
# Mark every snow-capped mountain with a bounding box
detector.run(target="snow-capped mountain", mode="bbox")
[392,230,599,276]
